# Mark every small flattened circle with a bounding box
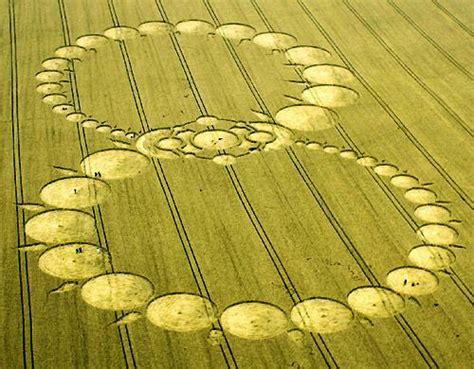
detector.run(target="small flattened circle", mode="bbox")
[196,115,219,126]
[306,141,323,150]
[212,154,237,166]
[221,301,288,340]
[146,293,217,332]
[66,112,87,122]
[416,223,458,245]
[110,128,126,138]
[80,149,150,180]
[347,287,405,318]
[52,104,75,115]
[287,329,305,345]
[38,243,108,280]
[339,149,358,160]
[386,267,439,296]
[252,32,297,50]
[246,131,275,144]
[192,130,240,150]
[156,137,185,150]
[40,176,111,209]
[247,122,295,145]
[408,245,456,271]
[125,132,137,140]
[81,273,154,311]
[302,85,359,108]
[96,124,112,134]
[25,209,96,244]
[322,145,339,154]
[290,298,354,334]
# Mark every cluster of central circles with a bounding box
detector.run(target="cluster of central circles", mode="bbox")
[36,19,363,164]
[28,19,462,342]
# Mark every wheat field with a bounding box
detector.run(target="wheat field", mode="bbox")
[1,0,472,368]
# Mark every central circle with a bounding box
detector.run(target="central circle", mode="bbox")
[192,130,240,150]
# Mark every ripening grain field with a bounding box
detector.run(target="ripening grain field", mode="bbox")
[1,0,473,368]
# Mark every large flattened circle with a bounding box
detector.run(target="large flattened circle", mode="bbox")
[373,164,399,177]
[25,209,96,244]
[386,267,439,296]
[104,26,140,40]
[216,23,256,41]
[192,130,240,150]
[390,174,419,189]
[40,177,111,209]
[414,204,451,223]
[55,45,86,60]
[138,21,175,36]
[146,293,217,332]
[221,301,288,340]
[81,273,154,310]
[347,287,405,318]
[176,20,215,35]
[80,149,150,180]
[404,187,437,204]
[275,104,337,131]
[285,46,331,66]
[252,32,297,50]
[416,223,458,245]
[303,64,356,85]
[408,245,456,271]
[290,298,354,334]
[302,85,359,108]
[38,243,108,280]
[76,34,109,49]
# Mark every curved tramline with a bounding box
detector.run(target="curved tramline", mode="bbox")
[25,17,466,346]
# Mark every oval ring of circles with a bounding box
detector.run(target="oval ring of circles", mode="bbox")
[31,19,463,339]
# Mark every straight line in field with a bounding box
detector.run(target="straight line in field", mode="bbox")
[297,0,473,210]
[387,0,472,79]
[430,0,474,37]
[8,0,34,367]
[342,0,472,136]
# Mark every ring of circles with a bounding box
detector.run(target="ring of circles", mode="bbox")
[28,19,462,340]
